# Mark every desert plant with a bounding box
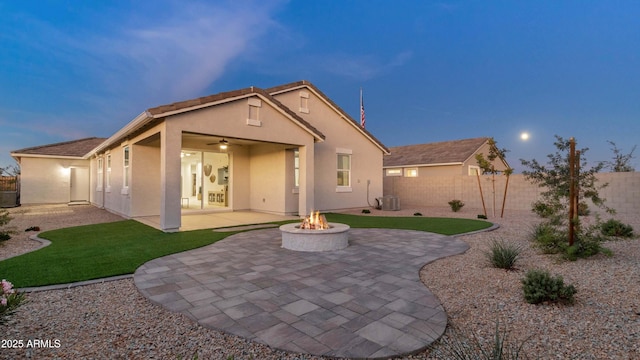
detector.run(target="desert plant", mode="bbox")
[434,321,532,359]
[521,269,576,305]
[486,239,523,270]
[531,221,610,260]
[0,210,17,243]
[448,199,465,212]
[530,222,566,254]
[521,136,613,219]
[600,219,634,238]
[1,279,26,324]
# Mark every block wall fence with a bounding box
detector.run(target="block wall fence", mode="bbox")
[383,172,640,216]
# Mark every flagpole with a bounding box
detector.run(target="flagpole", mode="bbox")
[360,87,365,128]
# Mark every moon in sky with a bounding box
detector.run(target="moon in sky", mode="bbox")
[520,132,530,141]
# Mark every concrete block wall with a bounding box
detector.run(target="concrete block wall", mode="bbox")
[384,172,640,216]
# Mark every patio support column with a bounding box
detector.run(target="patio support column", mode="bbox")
[160,127,182,232]
[298,144,314,217]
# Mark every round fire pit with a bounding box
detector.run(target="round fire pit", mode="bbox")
[279,222,350,252]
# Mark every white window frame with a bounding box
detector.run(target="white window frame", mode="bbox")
[385,168,402,177]
[336,148,352,192]
[468,165,481,176]
[122,146,130,195]
[106,154,112,192]
[294,149,300,189]
[404,168,418,177]
[96,157,104,191]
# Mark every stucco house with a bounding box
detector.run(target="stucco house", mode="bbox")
[383,137,509,178]
[10,137,107,205]
[11,81,389,231]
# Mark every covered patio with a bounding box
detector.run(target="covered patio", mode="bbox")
[134,211,300,232]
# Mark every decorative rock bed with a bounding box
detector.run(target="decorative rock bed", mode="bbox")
[279,222,350,252]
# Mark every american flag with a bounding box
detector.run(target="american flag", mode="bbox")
[360,88,365,128]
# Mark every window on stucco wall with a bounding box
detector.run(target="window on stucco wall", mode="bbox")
[404,168,418,177]
[123,146,130,189]
[294,149,300,188]
[336,149,352,192]
[97,158,103,191]
[106,154,112,192]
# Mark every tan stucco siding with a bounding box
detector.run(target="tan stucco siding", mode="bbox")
[19,157,89,204]
[274,89,384,211]
[248,144,287,214]
[130,143,161,217]
[165,96,317,147]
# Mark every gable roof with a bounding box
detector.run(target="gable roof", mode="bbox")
[11,137,107,159]
[91,85,326,155]
[384,137,491,167]
[266,80,390,154]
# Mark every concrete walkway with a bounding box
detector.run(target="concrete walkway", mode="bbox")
[135,211,299,231]
[134,228,469,359]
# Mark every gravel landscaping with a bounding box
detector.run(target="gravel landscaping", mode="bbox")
[1,205,639,359]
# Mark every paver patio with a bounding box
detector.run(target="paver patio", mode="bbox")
[134,227,470,358]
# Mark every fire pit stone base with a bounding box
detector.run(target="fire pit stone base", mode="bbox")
[280,222,350,252]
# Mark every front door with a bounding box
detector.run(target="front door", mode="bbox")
[70,167,89,202]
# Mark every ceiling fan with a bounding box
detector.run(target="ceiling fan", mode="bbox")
[206,138,241,150]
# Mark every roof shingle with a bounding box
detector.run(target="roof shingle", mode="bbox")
[384,137,490,167]
[11,137,107,158]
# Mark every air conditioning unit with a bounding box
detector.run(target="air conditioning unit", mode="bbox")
[381,195,400,211]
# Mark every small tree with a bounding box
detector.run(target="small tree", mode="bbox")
[520,135,612,221]
[475,138,512,217]
[520,136,613,259]
[605,140,636,172]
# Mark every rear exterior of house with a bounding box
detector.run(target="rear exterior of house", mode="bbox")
[12,81,389,231]
[10,138,106,204]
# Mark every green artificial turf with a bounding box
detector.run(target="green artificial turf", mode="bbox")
[325,213,492,235]
[0,214,491,287]
[0,220,232,287]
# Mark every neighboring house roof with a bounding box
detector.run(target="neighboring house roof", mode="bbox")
[11,137,107,159]
[267,80,390,155]
[384,137,493,167]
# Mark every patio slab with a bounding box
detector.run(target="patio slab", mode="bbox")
[134,227,469,359]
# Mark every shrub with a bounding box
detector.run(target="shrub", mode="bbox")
[1,279,26,324]
[448,199,465,212]
[413,212,422,216]
[478,214,488,219]
[600,219,634,238]
[0,209,16,242]
[361,209,371,214]
[521,269,576,304]
[486,239,523,270]
[530,222,566,254]
[564,228,611,261]
[530,221,610,261]
[434,321,532,359]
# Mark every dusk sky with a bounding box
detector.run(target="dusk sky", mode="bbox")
[1,1,639,173]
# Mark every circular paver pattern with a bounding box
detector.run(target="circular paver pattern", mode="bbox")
[134,228,469,359]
